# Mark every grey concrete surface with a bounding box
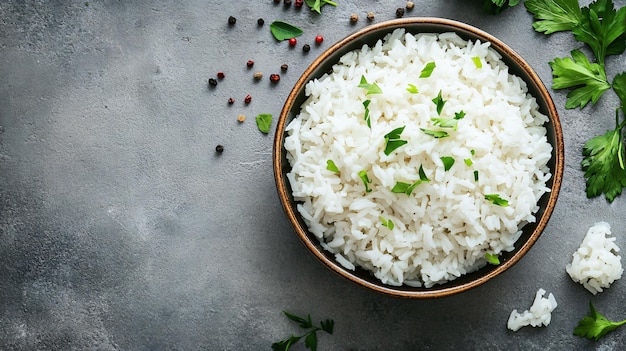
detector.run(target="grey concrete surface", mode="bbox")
[1,0,626,350]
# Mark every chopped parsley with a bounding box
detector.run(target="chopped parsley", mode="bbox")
[485,193,509,206]
[362,99,372,129]
[383,126,408,156]
[474,170,479,182]
[420,128,449,138]
[419,61,436,78]
[358,170,372,193]
[358,75,383,95]
[380,216,395,230]
[440,156,455,171]
[431,110,465,131]
[406,83,419,94]
[464,158,473,167]
[472,56,483,68]
[431,90,446,115]
[485,252,500,265]
[391,165,429,196]
[326,160,340,173]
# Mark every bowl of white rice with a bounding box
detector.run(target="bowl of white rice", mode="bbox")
[273,18,564,298]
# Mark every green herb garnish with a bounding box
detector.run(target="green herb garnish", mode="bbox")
[358,75,383,95]
[549,50,610,109]
[485,193,509,206]
[304,0,338,14]
[419,62,436,78]
[485,252,500,265]
[464,158,473,167]
[380,216,395,230]
[472,56,483,68]
[362,99,372,129]
[483,0,521,14]
[269,21,304,41]
[431,90,446,115]
[326,160,340,174]
[391,165,429,195]
[256,113,273,134]
[272,311,334,351]
[406,83,419,94]
[383,126,408,156]
[420,128,449,138]
[358,170,372,193]
[574,301,626,341]
[431,110,465,131]
[474,170,479,182]
[440,156,455,171]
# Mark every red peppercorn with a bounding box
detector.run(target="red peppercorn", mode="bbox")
[315,35,324,44]
[217,71,225,79]
[288,38,297,47]
[270,74,280,83]
[244,94,252,104]
[246,60,254,68]
[228,97,235,104]
[295,0,304,7]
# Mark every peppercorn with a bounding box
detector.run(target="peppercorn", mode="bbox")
[228,16,236,25]
[281,64,288,71]
[396,7,405,17]
[288,38,297,47]
[367,12,375,21]
[253,71,263,80]
[315,35,324,45]
[215,144,224,153]
[246,60,254,68]
[406,1,415,10]
[208,78,218,87]
[244,94,252,104]
[237,115,246,123]
[274,0,280,3]
[270,74,280,83]
[302,44,310,52]
[217,71,225,79]
[228,97,235,104]
[284,0,292,7]
[295,0,304,7]
[350,14,358,24]
[257,18,265,26]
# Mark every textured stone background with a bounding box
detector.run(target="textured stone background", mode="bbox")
[1,1,625,350]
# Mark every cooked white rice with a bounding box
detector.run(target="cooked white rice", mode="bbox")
[507,288,557,331]
[284,29,552,287]
[566,222,623,295]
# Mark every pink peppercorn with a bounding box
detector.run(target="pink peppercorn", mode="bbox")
[270,74,280,83]
[315,35,324,44]
[288,38,297,47]
[244,94,252,104]
[217,71,225,79]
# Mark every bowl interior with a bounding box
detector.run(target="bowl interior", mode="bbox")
[273,18,564,298]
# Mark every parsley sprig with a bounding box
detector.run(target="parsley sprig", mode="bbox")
[574,302,626,341]
[526,0,626,202]
[304,0,337,14]
[383,126,408,156]
[272,311,334,351]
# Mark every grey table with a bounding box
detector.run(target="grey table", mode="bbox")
[1,1,625,350]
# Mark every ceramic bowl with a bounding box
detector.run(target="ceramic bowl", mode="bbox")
[273,18,564,298]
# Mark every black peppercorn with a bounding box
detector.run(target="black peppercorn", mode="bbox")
[215,144,224,153]
[396,8,405,18]
[208,78,218,87]
[284,0,292,7]
[302,44,310,52]
[281,64,288,71]
[228,16,236,25]
[257,18,265,26]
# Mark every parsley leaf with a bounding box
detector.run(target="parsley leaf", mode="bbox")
[485,194,509,206]
[419,62,436,78]
[358,75,383,95]
[431,110,465,131]
[485,252,500,265]
[472,56,483,68]
[573,0,626,65]
[574,302,626,341]
[525,0,584,34]
[581,111,626,202]
[431,90,446,115]
[474,170,479,182]
[269,21,304,41]
[549,50,610,109]
[440,156,455,171]
[326,160,340,174]
[383,126,408,156]
[420,128,449,138]
[304,0,337,14]
[256,114,273,134]
[483,0,521,14]
[358,170,373,193]
[273,311,334,351]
